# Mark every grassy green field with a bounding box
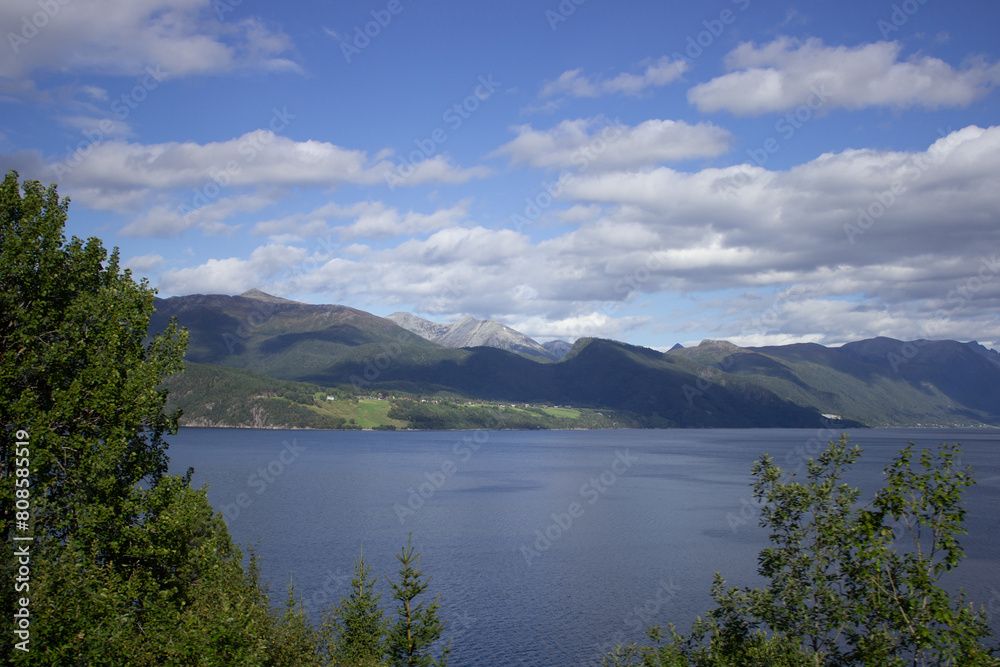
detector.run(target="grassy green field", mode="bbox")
[540,407,581,419]
[303,396,408,429]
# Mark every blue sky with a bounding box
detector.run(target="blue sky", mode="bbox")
[2,0,999,349]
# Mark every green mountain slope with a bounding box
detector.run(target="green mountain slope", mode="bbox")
[152,292,1000,429]
[162,362,639,430]
[667,338,1000,427]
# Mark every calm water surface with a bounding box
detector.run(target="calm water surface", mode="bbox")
[165,427,1000,666]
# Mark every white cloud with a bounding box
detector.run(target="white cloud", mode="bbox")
[539,56,687,100]
[0,0,299,80]
[507,313,654,342]
[556,204,602,224]
[123,253,164,275]
[337,201,471,240]
[554,125,1000,343]
[491,118,731,171]
[388,155,493,188]
[688,37,1000,115]
[50,131,384,195]
[120,191,274,237]
[57,115,133,138]
[251,200,473,242]
[158,244,307,295]
[18,131,487,222]
[155,126,1000,349]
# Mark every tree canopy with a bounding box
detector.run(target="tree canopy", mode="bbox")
[602,435,1000,666]
[0,171,320,665]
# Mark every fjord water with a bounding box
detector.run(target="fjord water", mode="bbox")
[166,428,1000,666]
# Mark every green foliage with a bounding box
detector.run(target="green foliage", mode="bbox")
[1,171,186,552]
[0,171,323,665]
[162,362,351,429]
[385,535,450,667]
[321,550,389,666]
[604,435,999,666]
[272,579,325,667]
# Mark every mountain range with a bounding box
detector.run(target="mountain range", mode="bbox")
[385,312,568,360]
[150,290,1000,430]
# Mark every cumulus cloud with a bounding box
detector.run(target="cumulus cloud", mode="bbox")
[251,200,473,242]
[539,56,688,100]
[491,118,731,171]
[557,125,1000,344]
[57,115,133,138]
[688,37,1000,115]
[123,253,164,275]
[563,126,1000,275]
[0,130,489,229]
[154,126,1000,349]
[0,0,299,80]
[48,131,387,196]
[158,244,308,295]
[507,313,655,343]
[120,191,275,237]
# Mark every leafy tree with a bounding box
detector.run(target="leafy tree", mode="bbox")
[322,548,389,666]
[272,578,325,667]
[0,171,321,664]
[603,435,999,666]
[1,170,186,557]
[385,534,450,667]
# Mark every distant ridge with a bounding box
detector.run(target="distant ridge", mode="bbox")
[151,291,1000,428]
[542,340,573,359]
[240,289,297,304]
[386,312,569,360]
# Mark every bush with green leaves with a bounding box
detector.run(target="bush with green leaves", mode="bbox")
[0,171,322,665]
[603,435,999,666]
